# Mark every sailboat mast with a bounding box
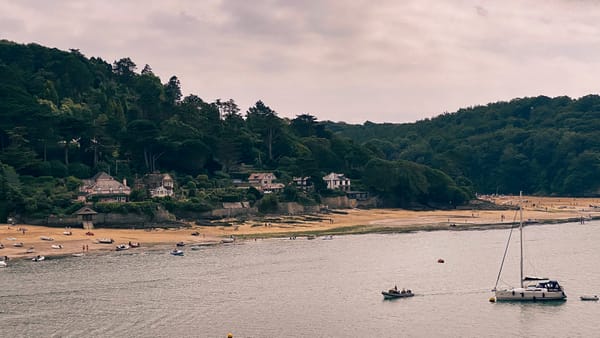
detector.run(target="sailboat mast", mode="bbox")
[519,191,524,288]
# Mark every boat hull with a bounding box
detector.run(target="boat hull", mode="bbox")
[495,288,566,301]
[382,291,414,300]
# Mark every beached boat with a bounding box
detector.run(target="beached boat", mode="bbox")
[40,236,54,241]
[306,235,316,240]
[492,193,567,302]
[322,235,334,240]
[0,261,6,268]
[176,241,185,247]
[32,255,45,262]
[6,237,16,241]
[221,237,235,244]
[115,244,130,251]
[580,295,598,301]
[129,242,140,248]
[170,249,184,256]
[51,244,63,249]
[63,231,72,236]
[382,288,414,300]
[13,242,23,247]
[98,238,114,244]
[0,243,4,249]
[72,253,85,257]
[26,247,35,253]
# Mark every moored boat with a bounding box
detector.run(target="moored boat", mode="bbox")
[170,249,184,256]
[115,244,130,251]
[580,295,599,301]
[0,261,6,268]
[32,255,45,262]
[493,193,566,302]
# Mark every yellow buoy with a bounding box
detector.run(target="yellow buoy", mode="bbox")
[489,297,496,303]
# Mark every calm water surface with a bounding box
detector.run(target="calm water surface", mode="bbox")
[1,221,599,337]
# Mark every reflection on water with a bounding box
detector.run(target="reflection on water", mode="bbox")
[1,221,599,337]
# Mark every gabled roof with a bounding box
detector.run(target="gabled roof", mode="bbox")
[249,172,276,180]
[75,206,98,215]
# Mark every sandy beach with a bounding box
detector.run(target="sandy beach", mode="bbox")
[1,196,599,261]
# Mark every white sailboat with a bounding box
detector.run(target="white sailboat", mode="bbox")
[492,193,567,302]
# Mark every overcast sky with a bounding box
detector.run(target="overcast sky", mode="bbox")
[2,0,600,123]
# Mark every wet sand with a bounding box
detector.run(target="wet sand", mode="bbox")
[1,196,598,261]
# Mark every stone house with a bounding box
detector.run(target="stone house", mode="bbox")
[78,172,131,202]
[135,173,175,198]
[248,172,285,193]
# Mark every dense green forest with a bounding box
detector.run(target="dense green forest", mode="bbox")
[0,40,471,221]
[326,95,600,196]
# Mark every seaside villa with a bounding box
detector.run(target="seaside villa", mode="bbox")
[78,172,131,203]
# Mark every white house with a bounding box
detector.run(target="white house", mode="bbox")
[323,172,351,191]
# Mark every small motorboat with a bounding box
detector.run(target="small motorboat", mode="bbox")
[170,249,184,256]
[129,242,140,248]
[0,243,5,249]
[0,261,6,268]
[32,255,45,262]
[322,235,333,240]
[63,231,72,236]
[306,235,316,240]
[40,236,54,241]
[191,231,200,236]
[580,295,599,301]
[72,253,85,257]
[26,247,35,253]
[382,288,414,300]
[85,231,95,236]
[98,238,114,244]
[13,242,24,247]
[221,237,235,244]
[6,237,17,241]
[176,241,186,247]
[115,244,130,251]
[51,244,63,249]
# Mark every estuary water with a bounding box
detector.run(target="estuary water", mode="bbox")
[1,220,599,337]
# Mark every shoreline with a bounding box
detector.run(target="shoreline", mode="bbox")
[1,196,599,262]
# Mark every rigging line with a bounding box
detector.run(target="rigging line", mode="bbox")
[419,288,491,297]
[493,210,519,291]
